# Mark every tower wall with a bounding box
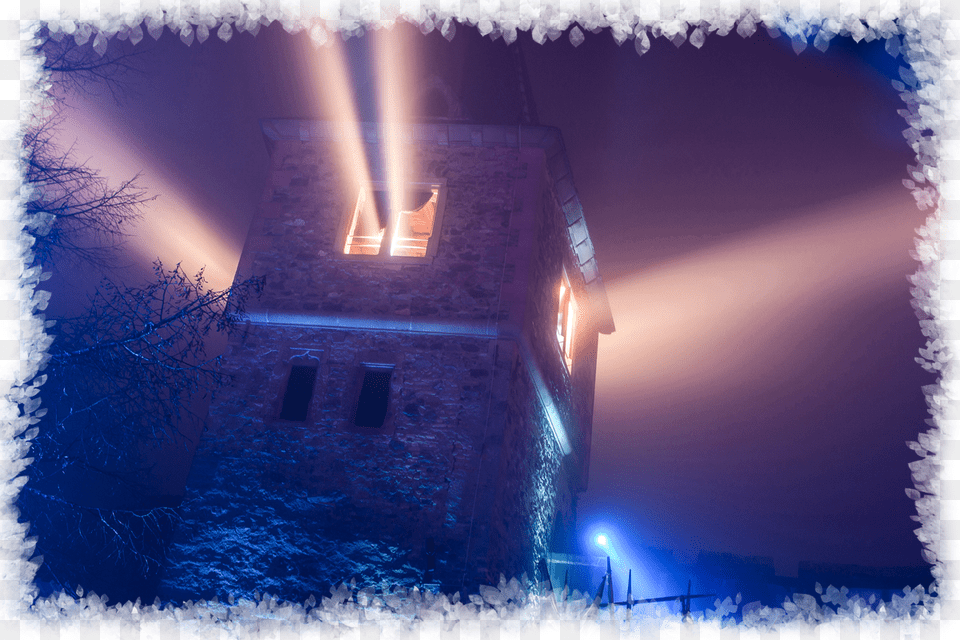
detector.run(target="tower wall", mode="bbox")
[241,131,523,322]
[159,121,608,602]
[160,326,501,601]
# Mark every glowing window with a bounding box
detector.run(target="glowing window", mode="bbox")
[557,272,578,371]
[390,189,438,257]
[343,185,441,258]
[343,189,389,256]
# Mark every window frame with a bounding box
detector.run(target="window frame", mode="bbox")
[337,178,448,264]
[556,269,578,373]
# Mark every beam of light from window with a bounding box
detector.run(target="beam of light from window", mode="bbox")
[310,33,379,253]
[594,186,928,426]
[55,109,238,293]
[48,106,244,498]
[374,25,419,257]
[587,188,930,578]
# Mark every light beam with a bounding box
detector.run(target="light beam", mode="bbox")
[56,107,237,291]
[310,29,380,253]
[374,25,419,257]
[588,184,930,568]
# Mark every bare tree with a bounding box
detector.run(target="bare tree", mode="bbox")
[18,263,264,599]
[22,112,154,269]
[23,20,157,270]
[17,485,182,599]
[18,20,263,603]
[33,24,150,103]
[37,261,263,467]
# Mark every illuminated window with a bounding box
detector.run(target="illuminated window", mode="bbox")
[343,189,389,256]
[557,272,578,371]
[390,189,439,257]
[353,366,393,428]
[343,184,442,258]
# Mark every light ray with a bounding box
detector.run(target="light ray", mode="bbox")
[596,185,923,422]
[310,30,380,253]
[374,25,420,256]
[587,184,928,566]
[56,109,238,291]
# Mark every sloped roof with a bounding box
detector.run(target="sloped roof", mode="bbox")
[261,119,615,334]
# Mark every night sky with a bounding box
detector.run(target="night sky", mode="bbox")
[44,20,934,594]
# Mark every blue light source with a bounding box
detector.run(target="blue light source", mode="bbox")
[596,534,608,547]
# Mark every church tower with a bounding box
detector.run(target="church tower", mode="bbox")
[159,114,614,601]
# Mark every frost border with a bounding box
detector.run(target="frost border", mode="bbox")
[3,0,953,638]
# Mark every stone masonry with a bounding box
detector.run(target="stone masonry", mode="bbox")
[158,119,614,603]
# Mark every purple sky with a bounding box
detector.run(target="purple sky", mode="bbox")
[521,30,932,578]
[47,22,933,587]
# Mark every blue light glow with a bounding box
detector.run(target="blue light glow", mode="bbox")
[580,517,685,604]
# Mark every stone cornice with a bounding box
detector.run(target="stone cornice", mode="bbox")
[243,309,577,461]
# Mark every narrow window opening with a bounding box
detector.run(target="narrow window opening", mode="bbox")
[354,367,393,428]
[280,365,318,421]
[557,273,578,371]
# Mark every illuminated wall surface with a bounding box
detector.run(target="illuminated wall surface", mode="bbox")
[158,120,614,602]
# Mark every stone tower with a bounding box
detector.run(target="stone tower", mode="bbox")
[159,117,614,602]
